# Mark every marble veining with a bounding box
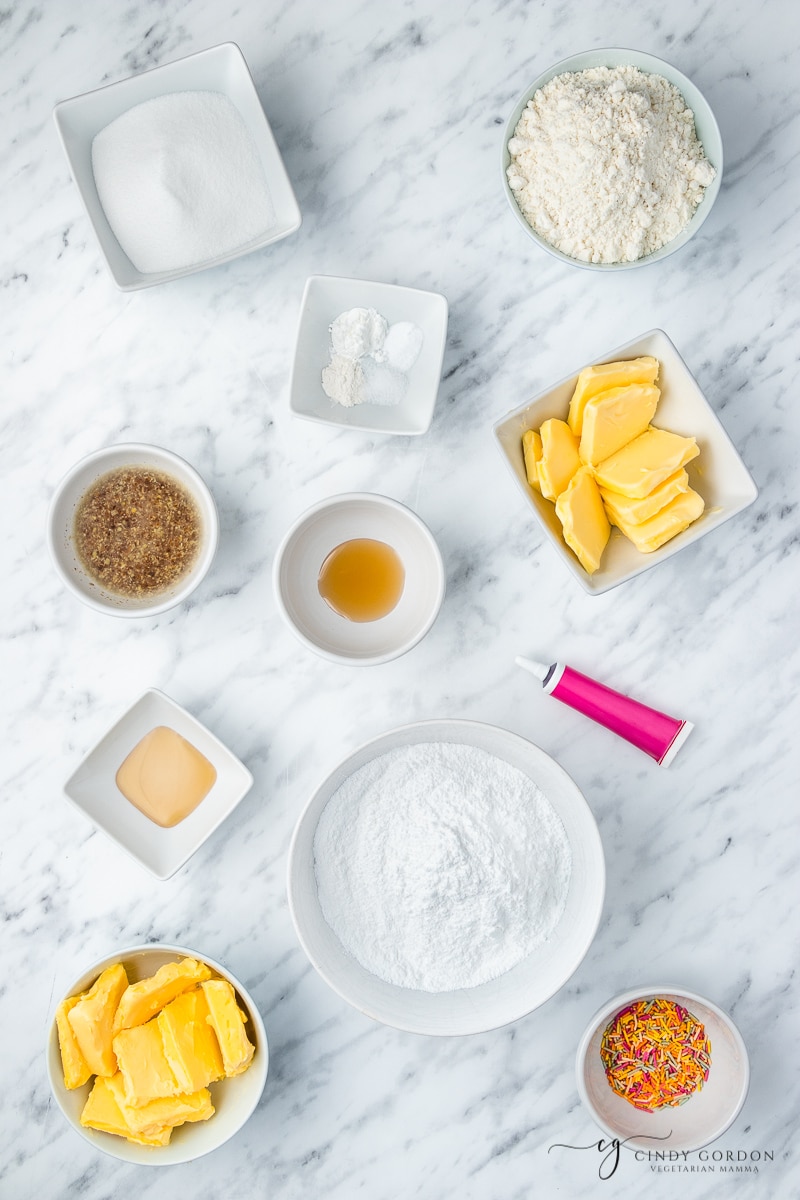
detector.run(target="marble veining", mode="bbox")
[1,0,798,1196]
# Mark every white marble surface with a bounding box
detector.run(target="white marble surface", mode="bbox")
[2,0,798,1196]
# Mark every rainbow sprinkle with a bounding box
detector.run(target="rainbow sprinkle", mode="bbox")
[600,997,712,1112]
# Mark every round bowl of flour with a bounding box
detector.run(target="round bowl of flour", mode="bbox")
[287,720,605,1035]
[502,48,722,270]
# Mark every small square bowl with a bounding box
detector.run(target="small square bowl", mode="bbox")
[53,42,301,290]
[289,275,449,435]
[493,329,758,595]
[47,943,268,1164]
[64,689,253,879]
[577,985,749,1153]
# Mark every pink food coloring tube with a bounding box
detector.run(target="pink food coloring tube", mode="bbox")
[515,656,693,768]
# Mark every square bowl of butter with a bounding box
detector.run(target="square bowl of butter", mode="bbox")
[47,943,268,1163]
[63,689,254,879]
[493,329,758,595]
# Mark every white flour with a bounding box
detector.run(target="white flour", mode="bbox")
[313,742,572,992]
[506,66,716,264]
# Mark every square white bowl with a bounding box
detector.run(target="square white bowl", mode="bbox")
[64,689,253,879]
[53,42,301,290]
[493,329,758,595]
[289,275,449,435]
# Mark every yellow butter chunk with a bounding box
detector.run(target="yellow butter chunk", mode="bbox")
[113,957,213,1033]
[113,1017,181,1105]
[158,988,225,1093]
[105,1073,214,1137]
[537,418,582,500]
[611,488,705,553]
[80,1076,172,1146]
[568,356,659,435]
[555,467,611,575]
[592,427,699,498]
[601,469,689,526]
[56,995,93,1090]
[201,979,256,1077]
[522,429,542,490]
[67,963,128,1078]
[579,384,660,466]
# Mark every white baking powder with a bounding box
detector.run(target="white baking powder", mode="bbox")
[313,742,572,992]
[92,91,275,274]
[507,66,716,264]
[321,307,423,408]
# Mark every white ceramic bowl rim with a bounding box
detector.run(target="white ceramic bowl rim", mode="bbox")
[47,442,219,618]
[576,984,750,1154]
[502,47,723,271]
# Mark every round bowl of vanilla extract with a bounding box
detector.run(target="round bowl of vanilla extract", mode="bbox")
[272,492,445,666]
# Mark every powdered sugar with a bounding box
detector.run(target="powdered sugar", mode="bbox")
[313,741,572,992]
[507,66,716,264]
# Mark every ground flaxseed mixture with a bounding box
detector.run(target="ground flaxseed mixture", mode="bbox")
[74,466,201,597]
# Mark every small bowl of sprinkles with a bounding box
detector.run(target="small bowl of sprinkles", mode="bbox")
[576,986,749,1153]
[47,443,219,617]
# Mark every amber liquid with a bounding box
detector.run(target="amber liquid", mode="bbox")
[318,538,405,622]
[115,726,217,828]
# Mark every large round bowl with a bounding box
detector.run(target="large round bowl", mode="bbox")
[47,943,268,1165]
[576,985,749,1153]
[502,48,723,271]
[287,720,605,1035]
[47,443,219,617]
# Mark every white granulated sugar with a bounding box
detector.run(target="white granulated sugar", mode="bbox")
[506,66,716,264]
[92,91,275,274]
[313,742,572,992]
[383,322,425,372]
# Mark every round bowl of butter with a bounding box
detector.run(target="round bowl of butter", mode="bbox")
[502,48,722,270]
[46,944,268,1164]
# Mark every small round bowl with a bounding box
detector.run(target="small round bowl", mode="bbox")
[577,985,749,1153]
[502,48,723,271]
[46,943,268,1165]
[273,492,445,666]
[287,719,605,1035]
[47,443,219,617]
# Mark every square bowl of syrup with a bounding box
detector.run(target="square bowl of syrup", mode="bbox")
[64,689,253,879]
